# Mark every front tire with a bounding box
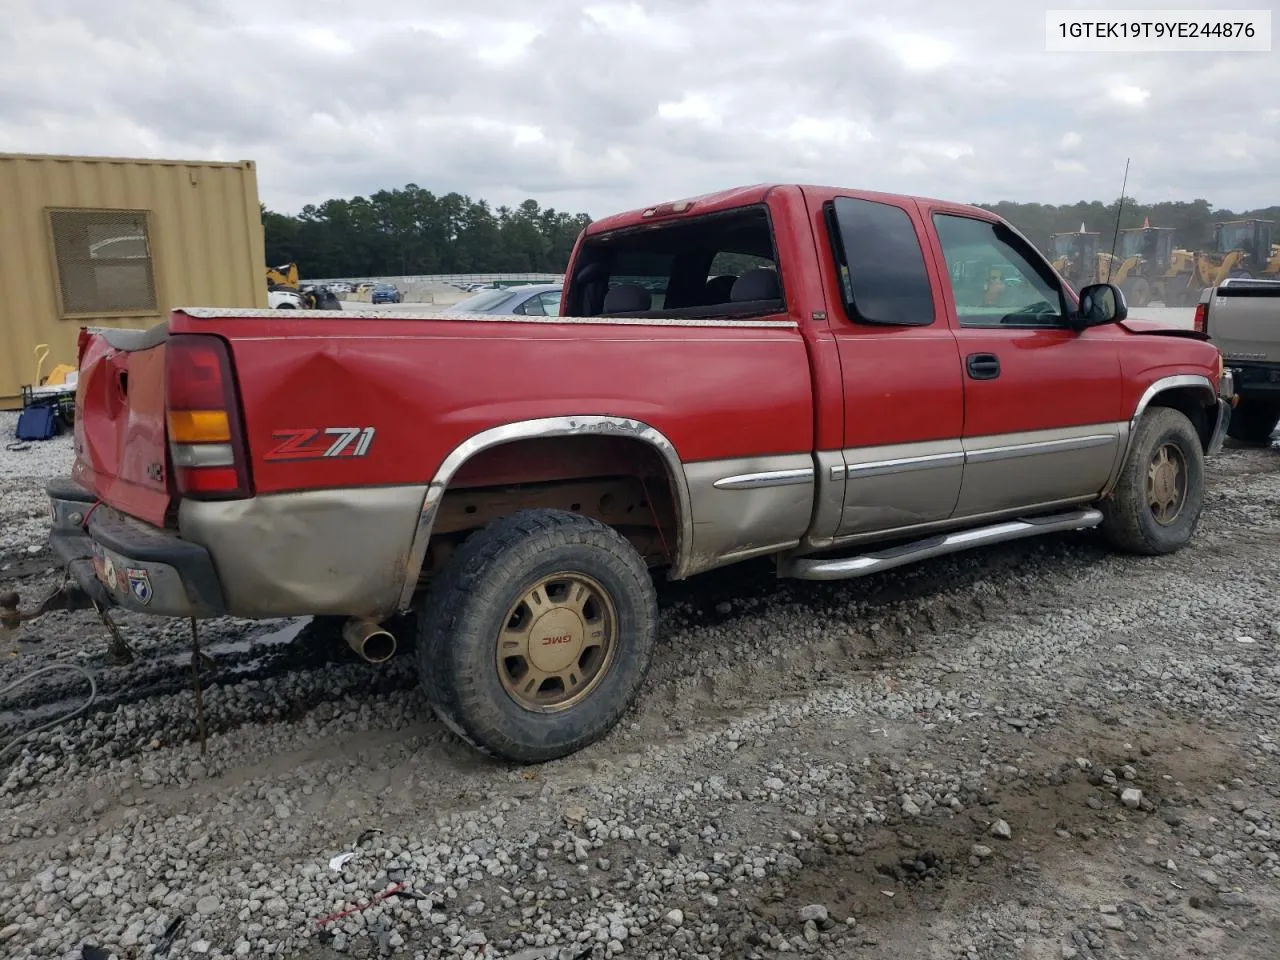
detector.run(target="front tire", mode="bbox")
[417,509,658,763]
[1225,398,1280,445]
[1100,407,1205,555]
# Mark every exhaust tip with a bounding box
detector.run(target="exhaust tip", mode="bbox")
[343,618,397,664]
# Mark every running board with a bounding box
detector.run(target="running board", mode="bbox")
[777,508,1104,581]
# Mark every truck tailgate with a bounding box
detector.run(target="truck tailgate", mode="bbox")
[72,325,174,528]
[1207,284,1280,363]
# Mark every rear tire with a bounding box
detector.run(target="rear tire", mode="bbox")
[416,509,658,763]
[1100,407,1205,555]
[1225,399,1280,445]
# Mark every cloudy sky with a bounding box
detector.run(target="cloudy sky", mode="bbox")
[3,0,1276,216]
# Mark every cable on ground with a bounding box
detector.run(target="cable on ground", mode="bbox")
[0,662,98,761]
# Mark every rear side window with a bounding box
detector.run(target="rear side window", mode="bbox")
[827,197,936,326]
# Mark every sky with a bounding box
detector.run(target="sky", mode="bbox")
[2,0,1276,217]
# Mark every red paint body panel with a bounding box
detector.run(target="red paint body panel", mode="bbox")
[1119,336,1222,413]
[71,334,171,527]
[952,327,1123,435]
[163,314,815,496]
[796,186,966,449]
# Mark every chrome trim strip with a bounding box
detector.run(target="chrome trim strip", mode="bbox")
[964,433,1116,465]
[176,306,798,330]
[778,508,1103,581]
[397,416,694,610]
[1130,374,1216,426]
[712,468,814,490]
[842,450,965,479]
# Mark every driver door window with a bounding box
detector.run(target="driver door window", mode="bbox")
[933,215,1067,328]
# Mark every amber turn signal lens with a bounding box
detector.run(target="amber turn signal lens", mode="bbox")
[168,409,231,443]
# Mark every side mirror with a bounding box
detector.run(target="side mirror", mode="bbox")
[1075,282,1128,327]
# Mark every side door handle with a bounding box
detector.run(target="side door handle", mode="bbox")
[966,353,1000,380]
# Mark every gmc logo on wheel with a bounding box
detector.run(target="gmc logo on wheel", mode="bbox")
[542,634,573,646]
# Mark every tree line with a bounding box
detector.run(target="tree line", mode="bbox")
[262,184,1280,279]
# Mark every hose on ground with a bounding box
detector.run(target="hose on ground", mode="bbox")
[0,663,98,762]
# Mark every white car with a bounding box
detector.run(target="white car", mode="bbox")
[268,290,303,309]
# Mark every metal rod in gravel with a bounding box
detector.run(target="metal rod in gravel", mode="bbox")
[189,618,208,756]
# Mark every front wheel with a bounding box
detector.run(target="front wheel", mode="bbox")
[1100,407,1205,555]
[417,509,658,763]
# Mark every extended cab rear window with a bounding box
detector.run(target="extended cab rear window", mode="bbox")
[825,196,936,327]
[565,205,785,320]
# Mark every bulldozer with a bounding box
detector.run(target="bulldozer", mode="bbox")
[1048,225,1103,289]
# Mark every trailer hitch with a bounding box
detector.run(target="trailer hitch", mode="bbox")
[1,581,134,664]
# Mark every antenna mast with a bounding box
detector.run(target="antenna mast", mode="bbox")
[1107,158,1131,279]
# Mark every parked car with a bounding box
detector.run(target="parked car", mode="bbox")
[450,283,563,316]
[371,283,402,304]
[24,182,1235,767]
[1198,277,1280,443]
[267,289,303,309]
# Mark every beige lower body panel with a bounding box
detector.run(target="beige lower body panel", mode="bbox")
[955,423,1124,517]
[682,453,816,575]
[836,438,964,538]
[179,485,427,619]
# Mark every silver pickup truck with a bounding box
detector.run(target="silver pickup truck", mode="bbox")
[1200,279,1280,444]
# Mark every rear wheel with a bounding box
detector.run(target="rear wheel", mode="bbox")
[1225,398,1280,445]
[416,509,657,763]
[1100,407,1205,555]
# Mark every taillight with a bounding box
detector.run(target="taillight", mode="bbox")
[164,334,253,500]
[1193,302,1207,334]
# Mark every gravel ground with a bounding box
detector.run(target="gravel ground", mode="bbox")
[1,410,1279,960]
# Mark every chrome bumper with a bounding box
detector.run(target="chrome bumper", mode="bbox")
[1207,395,1232,457]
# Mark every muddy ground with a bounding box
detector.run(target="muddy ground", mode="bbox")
[0,422,1278,959]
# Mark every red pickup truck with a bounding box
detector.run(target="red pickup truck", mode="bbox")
[15,183,1234,762]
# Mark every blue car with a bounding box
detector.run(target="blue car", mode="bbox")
[450,283,563,316]
[371,283,402,304]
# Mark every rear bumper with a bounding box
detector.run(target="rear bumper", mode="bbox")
[46,478,226,617]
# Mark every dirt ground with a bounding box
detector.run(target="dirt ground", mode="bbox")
[1,429,1278,959]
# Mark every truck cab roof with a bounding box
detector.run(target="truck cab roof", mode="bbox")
[585,183,998,237]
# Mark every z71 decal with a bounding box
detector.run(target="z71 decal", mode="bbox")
[264,426,376,462]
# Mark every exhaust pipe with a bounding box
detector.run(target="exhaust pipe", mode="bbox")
[343,618,397,664]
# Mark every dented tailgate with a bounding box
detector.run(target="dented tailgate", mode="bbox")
[71,324,174,528]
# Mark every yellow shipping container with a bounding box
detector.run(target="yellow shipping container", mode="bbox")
[0,152,268,407]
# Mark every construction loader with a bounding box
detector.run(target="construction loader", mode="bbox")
[1098,219,1180,307]
[1048,225,1102,289]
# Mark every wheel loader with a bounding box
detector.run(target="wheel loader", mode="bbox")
[1048,226,1103,288]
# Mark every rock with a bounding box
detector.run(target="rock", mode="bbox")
[990,820,1012,840]
[665,909,684,928]
[971,844,994,859]
[195,896,220,916]
[1121,789,1143,809]
[901,797,922,816]
[799,904,828,923]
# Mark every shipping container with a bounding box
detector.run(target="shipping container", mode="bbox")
[0,152,268,407]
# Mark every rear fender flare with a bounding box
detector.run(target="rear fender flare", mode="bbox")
[397,416,694,611]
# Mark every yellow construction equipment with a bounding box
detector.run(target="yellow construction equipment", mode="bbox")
[1157,219,1276,306]
[1097,219,1180,307]
[266,262,300,289]
[1049,225,1104,288]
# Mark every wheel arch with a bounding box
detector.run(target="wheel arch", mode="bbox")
[1132,375,1218,450]
[397,416,694,611]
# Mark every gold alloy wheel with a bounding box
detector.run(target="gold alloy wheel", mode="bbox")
[497,572,618,712]
[1147,441,1187,526]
